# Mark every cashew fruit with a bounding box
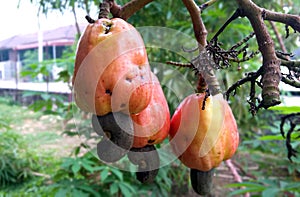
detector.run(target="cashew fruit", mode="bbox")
[92,112,134,163]
[73,18,152,116]
[128,145,159,183]
[169,93,239,171]
[131,74,170,148]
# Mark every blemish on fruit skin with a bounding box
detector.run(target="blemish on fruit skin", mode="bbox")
[148,139,155,144]
[105,89,112,96]
[126,77,132,82]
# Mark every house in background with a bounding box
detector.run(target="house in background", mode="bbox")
[0,24,84,94]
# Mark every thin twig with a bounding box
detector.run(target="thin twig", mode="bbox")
[166,61,193,68]
[210,9,242,42]
[281,76,300,88]
[269,21,289,59]
[225,68,262,100]
[31,171,51,179]
[199,0,218,11]
[231,160,257,180]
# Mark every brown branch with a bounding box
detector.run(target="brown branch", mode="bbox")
[280,59,300,72]
[281,76,300,88]
[269,21,288,58]
[263,9,300,33]
[181,0,221,95]
[231,160,257,180]
[236,0,281,109]
[225,69,262,100]
[181,0,207,46]
[225,159,243,183]
[72,6,81,36]
[110,0,154,20]
[225,159,250,197]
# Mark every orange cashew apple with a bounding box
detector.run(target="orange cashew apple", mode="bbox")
[169,93,239,171]
[72,18,152,116]
[131,74,170,148]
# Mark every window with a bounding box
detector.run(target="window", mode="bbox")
[0,50,9,62]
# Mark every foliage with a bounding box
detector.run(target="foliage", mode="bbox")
[20,46,75,119]
[227,179,300,196]
[9,0,300,196]
[0,131,41,188]
[44,144,187,197]
[227,105,300,196]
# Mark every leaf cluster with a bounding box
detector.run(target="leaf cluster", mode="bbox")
[0,131,41,187]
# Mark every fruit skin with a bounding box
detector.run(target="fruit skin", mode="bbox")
[127,145,159,183]
[131,74,170,148]
[190,168,215,195]
[169,93,239,171]
[92,112,134,163]
[72,18,152,116]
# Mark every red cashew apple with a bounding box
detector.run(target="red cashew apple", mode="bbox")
[131,74,170,148]
[169,93,239,171]
[72,18,152,116]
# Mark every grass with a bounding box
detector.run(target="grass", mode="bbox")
[0,97,299,197]
[0,97,68,147]
[0,98,80,196]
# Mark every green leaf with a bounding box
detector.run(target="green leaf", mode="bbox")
[100,169,109,181]
[77,185,101,197]
[258,135,285,141]
[81,161,94,173]
[71,162,81,174]
[72,189,88,197]
[226,182,266,189]
[119,182,132,197]
[228,188,265,196]
[110,182,119,195]
[110,168,123,181]
[269,106,300,114]
[283,182,300,190]
[259,133,300,141]
[41,93,51,101]
[61,158,74,169]
[55,188,69,197]
[262,188,280,197]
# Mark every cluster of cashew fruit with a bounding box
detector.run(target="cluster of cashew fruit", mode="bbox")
[73,18,170,183]
[73,18,239,194]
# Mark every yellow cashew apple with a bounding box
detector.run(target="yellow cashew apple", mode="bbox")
[169,93,239,171]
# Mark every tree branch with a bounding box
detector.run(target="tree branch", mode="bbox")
[263,9,300,33]
[281,76,300,88]
[181,0,221,95]
[236,0,282,109]
[110,0,155,20]
[225,160,250,197]
[225,69,262,99]
[280,59,300,72]
[269,21,288,58]
[181,0,207,46]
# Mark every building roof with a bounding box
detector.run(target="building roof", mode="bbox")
[0,24,86,50]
